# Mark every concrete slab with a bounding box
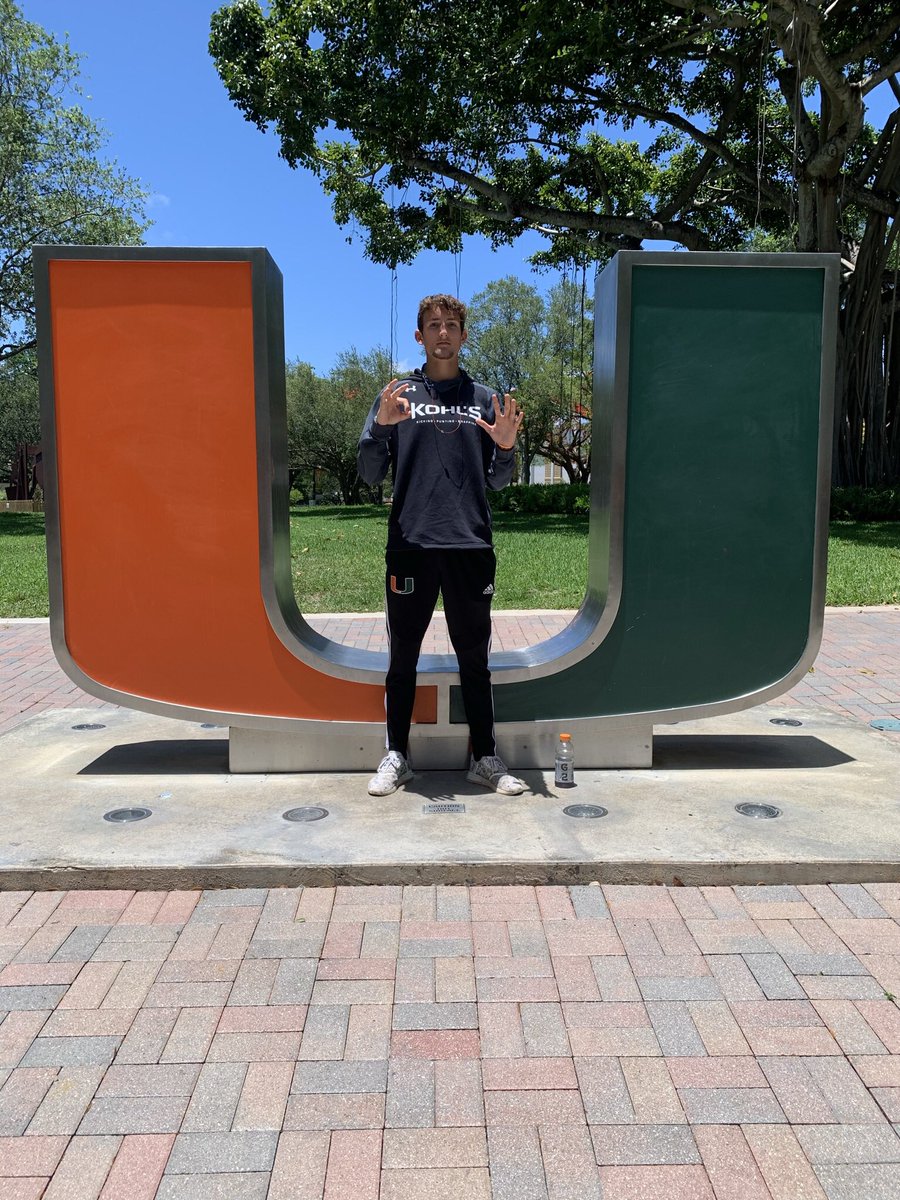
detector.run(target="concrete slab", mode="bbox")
[1,704,899,889]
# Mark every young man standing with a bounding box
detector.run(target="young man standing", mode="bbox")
[357,294,526,797]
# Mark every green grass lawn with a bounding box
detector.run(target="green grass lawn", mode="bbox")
[2,509,898,616]
[827,521,900,606]
[0,512,50,617]
[290,506,589,610]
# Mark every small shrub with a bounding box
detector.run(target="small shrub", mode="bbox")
[490,482,590,515]
[830,487,900,521]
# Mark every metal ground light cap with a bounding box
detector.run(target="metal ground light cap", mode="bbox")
[563,804,608,819]
[282,807,329,823]
[735,802,781,819]
[103,807,152,823]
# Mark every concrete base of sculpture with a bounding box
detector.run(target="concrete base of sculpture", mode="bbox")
[0,702,894,889]
[228,715,654,773]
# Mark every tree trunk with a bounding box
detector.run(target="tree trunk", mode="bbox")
[344,472,363,505]
[836,258,900,486]
[827,94,900,485]
[520,429,538,484]
[288,468,308,502]
[887,288,900,474]
[798,178,816,252]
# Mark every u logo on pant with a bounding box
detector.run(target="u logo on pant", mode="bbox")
[390,576,415,595]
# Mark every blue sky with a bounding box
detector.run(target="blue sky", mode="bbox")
[22,2,897,376]
[23,0,552,375]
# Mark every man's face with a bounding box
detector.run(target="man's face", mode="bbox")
[415,306,467,363]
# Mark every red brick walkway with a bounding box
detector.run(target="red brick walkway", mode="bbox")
[3,883,900,1197]
[2,609,898,738]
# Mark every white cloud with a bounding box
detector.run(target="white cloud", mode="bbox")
[147,192,171,208]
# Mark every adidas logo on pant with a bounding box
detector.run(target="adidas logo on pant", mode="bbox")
[483,583,494,595]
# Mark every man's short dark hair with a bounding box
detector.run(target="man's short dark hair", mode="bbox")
[417,294,467,331]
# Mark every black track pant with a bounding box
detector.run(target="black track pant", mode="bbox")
[384,547,496,761]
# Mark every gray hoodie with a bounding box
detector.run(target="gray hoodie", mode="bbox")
[357,368,515,550]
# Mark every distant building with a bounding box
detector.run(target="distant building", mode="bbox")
[529,457,572,485]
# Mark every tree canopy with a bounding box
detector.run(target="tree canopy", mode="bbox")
[210,0,896,262]
[0,0,149,365]
[211,0,900,485]
[286,346,391,503]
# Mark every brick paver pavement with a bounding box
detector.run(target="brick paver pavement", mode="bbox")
[1,884,900,1196]
[2,608,899,737]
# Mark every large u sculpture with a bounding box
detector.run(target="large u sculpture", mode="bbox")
[34,247,838,771]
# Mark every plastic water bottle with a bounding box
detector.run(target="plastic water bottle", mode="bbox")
[555,733,575,787]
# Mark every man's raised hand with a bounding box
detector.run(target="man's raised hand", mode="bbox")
[474,393,524,449]
[376,379,412,426]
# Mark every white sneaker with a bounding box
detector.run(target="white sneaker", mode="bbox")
[367,751,413,796]
[467,755,526,796]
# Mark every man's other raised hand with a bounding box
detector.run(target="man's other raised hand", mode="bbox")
[375,379,412,425]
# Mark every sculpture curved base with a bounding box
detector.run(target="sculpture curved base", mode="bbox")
[228,716,653,772]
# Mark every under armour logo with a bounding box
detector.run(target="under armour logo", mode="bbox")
[482,583,494,595]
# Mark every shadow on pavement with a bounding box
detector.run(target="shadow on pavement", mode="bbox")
[398,773,554,803]
[77,742,555,794]
[79,739,229,774]
[76,735,853,776]
[653,734,854,770]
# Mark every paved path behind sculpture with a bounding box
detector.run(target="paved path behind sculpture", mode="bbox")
[2,608,898,738]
